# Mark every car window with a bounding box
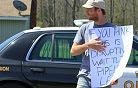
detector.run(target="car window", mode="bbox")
[29,33,82,62]
[127,36,138,66]
[127,48,138,65]
[53,34,82,62]
[0,32,24,53]
[29,34,52,60]
[1,32,41,60]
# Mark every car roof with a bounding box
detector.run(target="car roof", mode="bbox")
[24,27,79,33]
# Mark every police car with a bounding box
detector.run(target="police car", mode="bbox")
[112,35,138,88]
[0,26,137,88]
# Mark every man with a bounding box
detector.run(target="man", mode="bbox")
[70,0,118,88]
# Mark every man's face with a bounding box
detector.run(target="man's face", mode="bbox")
[86,8,98,21]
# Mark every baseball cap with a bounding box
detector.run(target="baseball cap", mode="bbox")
[82,0,105,10]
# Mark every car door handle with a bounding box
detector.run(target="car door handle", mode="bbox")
[135,71,138,78]
[31,68,45,72]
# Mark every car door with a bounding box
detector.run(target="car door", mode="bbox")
[112,37,138,88]
[22,33,81,88]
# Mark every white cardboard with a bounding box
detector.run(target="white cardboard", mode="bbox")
[88,25,133,88]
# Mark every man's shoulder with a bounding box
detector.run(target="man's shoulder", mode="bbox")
[77,22,94,34]
[80,21,94,29]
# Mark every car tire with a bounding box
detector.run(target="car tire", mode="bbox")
[0,82,28,88]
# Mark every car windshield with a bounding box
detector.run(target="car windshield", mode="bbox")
[0,32,24,53]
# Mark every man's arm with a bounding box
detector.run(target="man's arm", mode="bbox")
[70,37,106,56]
[70,42,89,56]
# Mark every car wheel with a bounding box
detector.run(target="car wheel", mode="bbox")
[0,82,28,88]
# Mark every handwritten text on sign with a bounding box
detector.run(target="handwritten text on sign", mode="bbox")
[88,26,133,87]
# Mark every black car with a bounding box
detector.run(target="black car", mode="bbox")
[0,27,137,88]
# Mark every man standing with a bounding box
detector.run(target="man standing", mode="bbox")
[70,0,118,88]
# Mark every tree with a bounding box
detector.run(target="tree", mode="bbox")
[110,0,114,23]
[36,0,138,35]
[30,0,37,29]
[133,0,136,33]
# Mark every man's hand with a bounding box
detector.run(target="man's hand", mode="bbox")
[87,37,106,52]
[110,79,118,85]
[70,37,106,56]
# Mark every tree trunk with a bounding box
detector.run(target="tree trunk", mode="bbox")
[72,0,76,26]
[110,0,113,23]
[48,0,53,26]
[53,0,56,26]
[30,0,37,29]
[64,1,68,25]
[133,0,136,33]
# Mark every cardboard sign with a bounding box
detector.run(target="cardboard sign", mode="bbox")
[88,25,133,87]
